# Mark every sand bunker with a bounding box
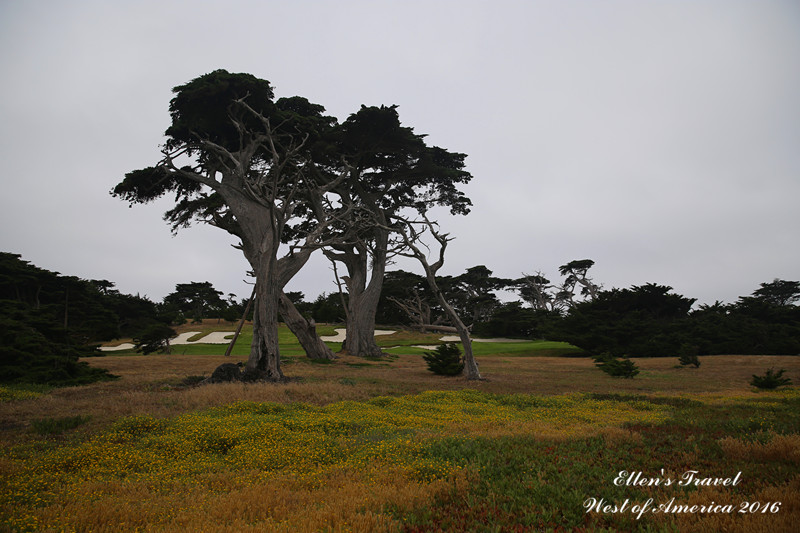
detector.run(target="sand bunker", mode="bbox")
[175,331,233,344]
[99,328,524,351]
[437,335,528,343]
[413,336,528,350]
[99,331,234,351]
[99,343,136,351]
[98,328,395,351]
[319,328,396,342]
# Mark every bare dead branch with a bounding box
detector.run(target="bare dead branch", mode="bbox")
[330,258,351,324]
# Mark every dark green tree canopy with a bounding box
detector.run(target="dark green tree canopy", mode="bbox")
[0,253,137,385]
[592,283,696,319]
[113,70,340,239]
[558,259,595,278]
[376,269,437,326]
[750,279,800,307]
[165,69,277,152]
[558,259,600,301]
[447,265,512,323]
[337,104,472,217]
[163,281,226,321]
[546,283,696,358]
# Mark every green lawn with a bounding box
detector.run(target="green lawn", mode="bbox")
[107,325,582,358]
[104,325,581,357]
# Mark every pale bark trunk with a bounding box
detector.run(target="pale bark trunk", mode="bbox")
[424,272,481,380]
[398,219,481,380]
[240,211,285,380]
[275,247,335,360]
[343,299,383,357]
[335,229,388,357]
[279,292,336,360]
[579,278,599,300]
[225,285,255,357]
[388,290,431,330]
[246,271,283,380]
[240,210,330,377]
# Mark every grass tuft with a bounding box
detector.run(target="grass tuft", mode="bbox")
[30,415,92,435]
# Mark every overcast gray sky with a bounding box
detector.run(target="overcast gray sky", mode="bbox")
[1,0,798,307]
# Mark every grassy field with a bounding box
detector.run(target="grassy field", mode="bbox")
[1,324,799,532]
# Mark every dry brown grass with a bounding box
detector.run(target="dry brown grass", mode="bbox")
[667,475,800,533]
[598,425,644,445]
[29,467,460,532]
[2,353,798,446]
[719,432,800,464]
[3,349,799,532]
[172,318,242,334]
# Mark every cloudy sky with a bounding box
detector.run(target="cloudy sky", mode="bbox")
[1,0,798,307]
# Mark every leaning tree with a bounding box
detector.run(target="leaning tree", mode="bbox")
[389,215,482,380]
[323,104,473,357]
[517,259,601,312]
[112,70,349,380]
[558,259,600,305]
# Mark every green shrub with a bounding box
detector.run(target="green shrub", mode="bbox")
[593,353,639,378]
[750,368,792,390]
[0,384,51,402]
[677,343,700,368]
[133,323,177,355]
[422,343,464,376]
[110,415,169,438]
[31,415,91,435]
[180,375,207,387]
[678,354,701,368]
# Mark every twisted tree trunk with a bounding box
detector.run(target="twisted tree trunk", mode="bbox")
[396,218,481,380]
[341,272,384,357]
[279,292,336,360]
[423,270,481,380]
[327,228,389,357]
[246,263,284,380]
[225,285,255,357]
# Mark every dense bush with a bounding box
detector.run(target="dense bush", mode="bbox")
[677,344,701,368]
[0,301,116,386]
[308,292,345,323]
[750,368,792,390]
[592,353,639,378]
[0,253,128,385]
[678,353,701,368]
[525,281,800,358]
[31,415,92,435]
[132,323,178,355]
[472,302,540,338]
[422,343,464,376]
[547,284,693,358]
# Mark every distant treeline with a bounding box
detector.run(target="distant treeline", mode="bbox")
[300,264,800,357]
[2,253,128,385]
[368,265,800,358]
[2,252,798,387]
[491,282,800,357]
[0,253,193,385]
